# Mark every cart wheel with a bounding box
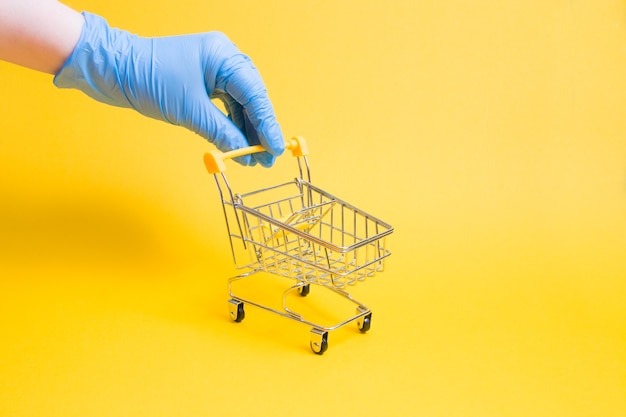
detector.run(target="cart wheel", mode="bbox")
[310,329,328,355]
[357,312,372,333]
[228,299,245,323]
[298,284,310,297]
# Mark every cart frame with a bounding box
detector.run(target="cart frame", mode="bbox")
[204,137,393,354]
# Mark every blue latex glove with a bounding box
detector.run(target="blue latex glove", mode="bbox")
[54,12,284,167]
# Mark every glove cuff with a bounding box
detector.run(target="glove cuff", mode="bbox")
[53,12,131,109]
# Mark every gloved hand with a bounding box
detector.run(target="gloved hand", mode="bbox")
[54,12,284,167]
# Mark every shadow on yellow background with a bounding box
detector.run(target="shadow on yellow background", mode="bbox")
[1,1,625,416]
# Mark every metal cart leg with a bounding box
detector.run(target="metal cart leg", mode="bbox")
[227,270,375,354]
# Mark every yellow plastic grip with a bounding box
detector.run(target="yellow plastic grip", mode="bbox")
[204,136,309,174]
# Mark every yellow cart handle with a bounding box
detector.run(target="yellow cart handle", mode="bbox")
[204,136,309,174]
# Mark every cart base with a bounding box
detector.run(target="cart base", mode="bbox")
[227,270,373,354]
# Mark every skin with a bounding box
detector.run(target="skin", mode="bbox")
[0,0,83,74]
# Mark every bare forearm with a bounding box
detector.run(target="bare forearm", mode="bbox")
[0,0,83,74]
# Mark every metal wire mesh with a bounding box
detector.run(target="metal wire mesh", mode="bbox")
[231,179,392,288]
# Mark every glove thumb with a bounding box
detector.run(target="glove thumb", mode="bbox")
[179,97,255,166]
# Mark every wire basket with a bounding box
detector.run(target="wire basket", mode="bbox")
[234,178,391,288]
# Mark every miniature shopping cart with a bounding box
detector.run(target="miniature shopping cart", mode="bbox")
[204,137,393,354]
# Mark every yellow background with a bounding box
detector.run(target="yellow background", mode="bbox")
[1,1,625,416]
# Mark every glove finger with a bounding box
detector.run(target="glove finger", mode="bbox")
[211,93,262,166]
[243,109,277,167]
[215,89,273,167]
[212,91,246,134]
[183,98,254,166]
[244,93,284,161]
[219,55,285,158]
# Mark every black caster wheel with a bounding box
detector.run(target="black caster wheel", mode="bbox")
[298,284,310,297]
[228,299,245,322]
[357,312,372,333]
[310,329,328,355]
